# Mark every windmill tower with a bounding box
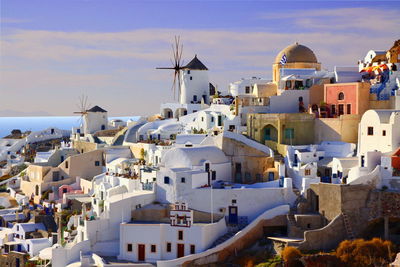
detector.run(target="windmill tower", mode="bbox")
[180,55,210,105]
[74,95,108,135]
[157,36,210,105]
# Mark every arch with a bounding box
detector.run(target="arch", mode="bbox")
[261,124,278,144]
[174,108,187,119]
[338,92,345,100]
[162,108,173,119]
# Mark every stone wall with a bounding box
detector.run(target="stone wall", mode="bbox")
[297,214,346,251]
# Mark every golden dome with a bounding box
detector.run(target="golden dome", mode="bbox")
[274,42,318,64]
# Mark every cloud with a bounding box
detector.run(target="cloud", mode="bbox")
[1,7,399,116]
[259,7,400,34]
[1,17,30,24]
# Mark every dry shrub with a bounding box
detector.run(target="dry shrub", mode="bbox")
[282,246,304,267]
[336,238,395,267]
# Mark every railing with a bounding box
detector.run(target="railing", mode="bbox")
[142,183,153,191]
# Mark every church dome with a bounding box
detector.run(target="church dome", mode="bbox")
[274,43,318,64]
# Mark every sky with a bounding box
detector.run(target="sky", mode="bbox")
[1,0,400,116]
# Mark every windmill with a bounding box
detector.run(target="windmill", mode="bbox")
[73,94,91,127]
[156,36,184,100]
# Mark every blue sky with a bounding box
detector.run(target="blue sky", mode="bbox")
[1,1,400,116]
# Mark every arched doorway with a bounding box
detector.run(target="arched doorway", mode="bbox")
[174,108,187,119]
[162,108,173,119]
[261,124,278,144]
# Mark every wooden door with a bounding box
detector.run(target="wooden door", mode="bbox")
[138,244,145,261]
[177,243,184,258]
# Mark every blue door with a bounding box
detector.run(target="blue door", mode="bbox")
[268,172,275,181]
[228,206,238,224]
[294,154,298,166]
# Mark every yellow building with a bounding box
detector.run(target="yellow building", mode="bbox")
[247,113,315,156]
[272,42,322,83]
[20,149,104,203]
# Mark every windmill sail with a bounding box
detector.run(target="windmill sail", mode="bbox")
[156,36,184,100]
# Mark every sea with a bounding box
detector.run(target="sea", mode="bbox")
[0,116,140,138]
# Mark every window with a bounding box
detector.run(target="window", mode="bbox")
[52,171,60,182]
[205,163,210,172]
[63,188,67,193]
[181,177,186,183]
[232,199,237,204]
[193,95,197,102]
[383,130,386,136]
[164,176,170,184]
[166,242,171,252]
[65,161,68,169]
[201,117,204,122]
[245,86,250,94]
[151,244,156,253]
[331,105,336,115]
[187,70,190,74]
[211,117,214,122]
[153,177,157,182]
[95,161,100,166]
[127,243,132,252]
[190,245,195,254]
[178,230,183,240]
[212,171,216,180]
[347,104,351,114]
[338,104,344,116]
[284,128,294,139]
[305,169,311,176]
[338,92,345,100]
[285,80,292,89]
[367,127,374,136]
[190,76,193,80]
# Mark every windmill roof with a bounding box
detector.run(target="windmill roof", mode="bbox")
[87,106,107,113]
[183,55,208,70]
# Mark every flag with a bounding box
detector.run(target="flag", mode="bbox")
[280,54,287,65]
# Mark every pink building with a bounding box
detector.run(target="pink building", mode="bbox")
[323,82,370,117]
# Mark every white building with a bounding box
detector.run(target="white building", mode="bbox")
[286,142,356,190]
[229,77,270,97]
[180,104,241,134]
[118,202,227,262]
[358,110,400,159]
[136,119,184,141]
[156,145,295,222]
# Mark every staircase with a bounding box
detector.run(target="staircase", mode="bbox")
[210,218,249,248]
[211,231,237,248]
[341,212,355,240]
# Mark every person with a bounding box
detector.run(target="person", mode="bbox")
[298,97,305,113]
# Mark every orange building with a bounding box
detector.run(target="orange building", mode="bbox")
[392,147,400,170]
